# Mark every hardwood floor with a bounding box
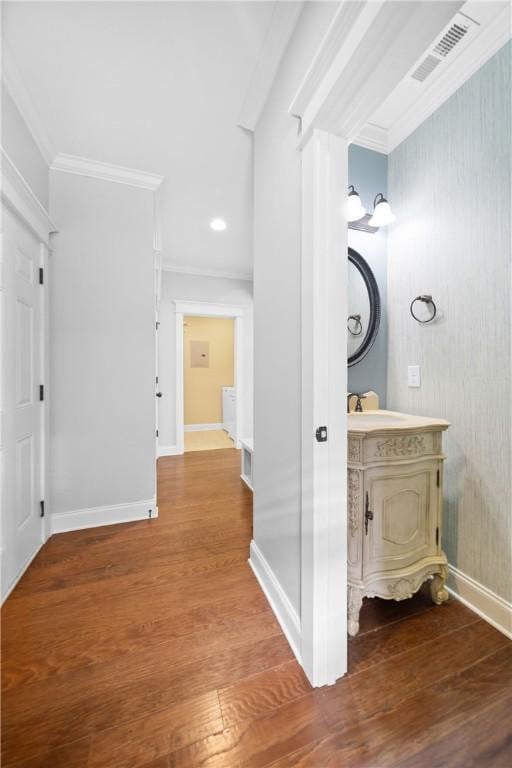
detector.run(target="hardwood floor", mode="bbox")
[2,448,511,767]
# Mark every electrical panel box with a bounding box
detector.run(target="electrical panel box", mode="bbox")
[190,340,209,368]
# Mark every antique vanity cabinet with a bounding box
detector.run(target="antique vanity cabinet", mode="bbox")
[347,410,450,636]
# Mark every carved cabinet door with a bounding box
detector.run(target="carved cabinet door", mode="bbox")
[362,462,439,577]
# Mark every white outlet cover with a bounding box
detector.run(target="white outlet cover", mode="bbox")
[408,365,421,388]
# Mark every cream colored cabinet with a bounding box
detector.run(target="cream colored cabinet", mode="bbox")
[347,411,450,636]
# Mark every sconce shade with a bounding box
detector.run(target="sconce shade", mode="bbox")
[346,185,366,222]
[369,193,395,227]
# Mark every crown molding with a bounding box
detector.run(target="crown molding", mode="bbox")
[51,153,164,191]
[2,45,55,166]
[162,263,253,283]
[1,149,57,244]
[239,1,303,131]
[289,1,380,120]
[352,123,389,155]
[1,48,165,192]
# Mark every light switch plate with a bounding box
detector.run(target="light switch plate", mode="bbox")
[408,365,421,388]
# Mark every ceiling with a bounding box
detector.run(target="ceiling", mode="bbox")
[3,1,299,278]
[5,0,508,276]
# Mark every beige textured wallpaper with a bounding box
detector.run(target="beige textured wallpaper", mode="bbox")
[184,316,234,425]
[387,42,511,602]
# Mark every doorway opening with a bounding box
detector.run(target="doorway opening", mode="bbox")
[183,315,236,452]
[173,300,244,456]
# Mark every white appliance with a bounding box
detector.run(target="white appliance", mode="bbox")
[222,386,236,440]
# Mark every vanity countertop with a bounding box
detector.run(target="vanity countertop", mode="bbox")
[348,409,450,436]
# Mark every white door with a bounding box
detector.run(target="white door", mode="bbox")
[300,130,348,686]
[154,250,162,460]
[1,208,44,601]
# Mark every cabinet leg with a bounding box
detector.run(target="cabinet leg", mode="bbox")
[348,585,364,636]
[430,565,449,605]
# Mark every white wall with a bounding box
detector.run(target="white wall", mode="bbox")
[1,84,49,210]
[387,42,511,602]
[49,171,156,522]
[158,270,253,451]
[253,2,337,615]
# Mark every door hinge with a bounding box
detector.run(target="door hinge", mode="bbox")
[435,526,439,546]
[39,267,44,285]
[39,384,44,402]
[156,375,159,384]
[148,508,153,519]
[40,500,45,518]
[155,321,160,330]
[156,429,159,438]
[315,426,328,443]
[436,469,440,488]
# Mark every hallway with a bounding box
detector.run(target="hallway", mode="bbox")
[2,450,511,767]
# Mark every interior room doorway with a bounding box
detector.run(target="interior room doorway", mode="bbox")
[174,300,244,455]
[288,1,460,687]
[183,315,235,452]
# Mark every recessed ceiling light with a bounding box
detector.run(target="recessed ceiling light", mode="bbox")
[210,218,227,232]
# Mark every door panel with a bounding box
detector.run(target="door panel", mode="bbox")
[16,298,34,405]
[364,464,438,577]
[1,209,43,601]
[382,488,422,545]
[16,435,34,527]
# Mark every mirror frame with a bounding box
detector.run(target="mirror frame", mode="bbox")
[348,247,381,367]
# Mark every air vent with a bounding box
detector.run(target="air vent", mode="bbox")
[433,22,469,57]
[410,14,474,84]
[411,55,442,83]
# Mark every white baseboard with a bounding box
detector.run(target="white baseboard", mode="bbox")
[240,474,254,492]
[447,565,512,640]
[249,539,302,662]
[51,499,158,534]
[158,445,181,457]
[184,423,223,432]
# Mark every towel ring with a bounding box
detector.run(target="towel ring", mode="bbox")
[347,314,363,336]
[410,295,437,323]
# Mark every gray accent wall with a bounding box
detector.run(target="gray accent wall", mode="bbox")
[387,42,511,601]
[348,144,388,405]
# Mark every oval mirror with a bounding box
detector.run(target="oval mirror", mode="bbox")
[347,247,381,367]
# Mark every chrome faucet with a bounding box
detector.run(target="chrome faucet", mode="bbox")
[347,393,366,413]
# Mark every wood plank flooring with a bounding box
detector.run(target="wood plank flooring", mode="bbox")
[2,448,511,767]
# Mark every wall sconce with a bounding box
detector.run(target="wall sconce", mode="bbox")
[369,193,395,227]
[346,185,366,222]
